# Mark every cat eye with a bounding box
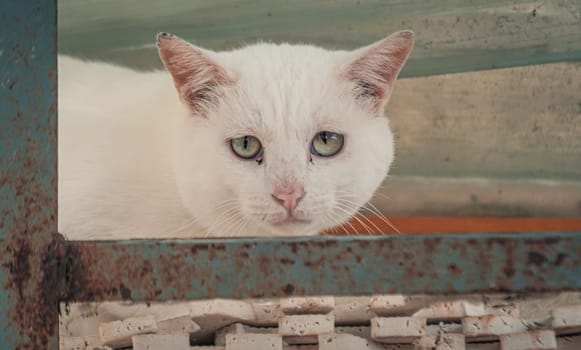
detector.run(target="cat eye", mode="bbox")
[230,135,263,160]
[310,131,344,157]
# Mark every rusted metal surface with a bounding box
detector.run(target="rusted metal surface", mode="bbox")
[61,232,581,303]
[0,1,59,349]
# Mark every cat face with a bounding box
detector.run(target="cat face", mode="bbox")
[158,32,413,236]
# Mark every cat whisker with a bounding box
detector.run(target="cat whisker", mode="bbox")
[323,211,349,235]
[331,205,368,235]
[335,199,384,234]
[334,198,382,233]
[334,192,401,234]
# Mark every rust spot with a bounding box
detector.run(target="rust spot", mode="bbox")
[283,283,295,295]
[304,256,324,268]
[423,237,441,253]
[555,253,567,266]
[447,263,462,277]
[279,257,294,265]
[528,252,548,266]
[190,244,209,255]
[503,265,516,278]
[120,285,132,300]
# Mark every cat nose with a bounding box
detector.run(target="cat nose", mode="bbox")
[271,185,305,211]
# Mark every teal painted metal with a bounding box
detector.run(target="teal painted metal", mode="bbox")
[62,232,581,302]
[0,0,59,349]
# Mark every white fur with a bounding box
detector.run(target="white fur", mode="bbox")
[59,34,412,240]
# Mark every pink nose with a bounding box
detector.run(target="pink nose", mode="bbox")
[272,185,305,211]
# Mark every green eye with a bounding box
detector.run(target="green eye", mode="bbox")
[230,135,263,160]
[311,131,344,157]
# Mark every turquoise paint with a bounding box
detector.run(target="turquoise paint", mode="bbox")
[0,0,58,348]
[64,232,581,302]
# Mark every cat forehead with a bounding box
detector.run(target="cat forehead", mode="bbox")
[213,43,353,134]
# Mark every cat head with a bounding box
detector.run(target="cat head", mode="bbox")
[157,31,413,237]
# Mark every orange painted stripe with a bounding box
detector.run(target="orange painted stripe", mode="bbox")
[323,216,581,235]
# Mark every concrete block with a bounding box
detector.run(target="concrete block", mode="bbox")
[189,299,256,343]
[157,315,201,335]
[486,303,520,318]
[415,334,466,350]
[499,330,557,350]
[252,301,282,326]
[132,334,189,350]
[61,336,89,350]
[557,334,581,350]
[280,296,335,315]
[225,333,283,350]
[370,295,416,316]
[214,323,276,346]
[425,322,463,335]
[99,315,157,348]
[335,326,371,339]
[278,314,335,336]
[371,317,426,344]
[334,297,375,324]
[319,333,384,350]
[413,301,486,321]
[463,315,528,341]
[551,304,581,335]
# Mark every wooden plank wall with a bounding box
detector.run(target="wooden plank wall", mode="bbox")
[57,0,581,217]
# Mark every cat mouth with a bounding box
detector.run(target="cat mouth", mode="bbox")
[271,216,312,227]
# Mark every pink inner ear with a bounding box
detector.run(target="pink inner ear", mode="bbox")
[345,31,414,110]
[157,34,234,114]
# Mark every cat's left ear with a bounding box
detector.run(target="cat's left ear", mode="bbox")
[156,32,235,115]
[341,30,414,112]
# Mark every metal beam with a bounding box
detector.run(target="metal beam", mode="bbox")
[62,232,581,302]
[0,1,59,349]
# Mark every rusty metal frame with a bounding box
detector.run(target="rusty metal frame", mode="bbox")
[1,1,580,349]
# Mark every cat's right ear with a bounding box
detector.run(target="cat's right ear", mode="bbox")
[156,33,234,115]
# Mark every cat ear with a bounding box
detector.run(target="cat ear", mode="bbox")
[341,30,414,111]
[156,32,234,115]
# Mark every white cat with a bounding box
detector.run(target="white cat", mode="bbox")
[58,31,414,240]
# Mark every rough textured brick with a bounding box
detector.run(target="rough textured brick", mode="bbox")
[557,334,581,350]
[280,297,335,315]
[132,334,189,350]
[551,305,581,335]
[157,315,200,334]
[319,333,384,350]
[214,323,276,346]
[60,336,89,350]
[425,323,463,335]
[371,317,426,344]
[413,301,486,321]
[369,295,415,316]
[415,333,466,350]
[335,326,371,339]
[486,303,520,318]
[499,330,557,350]
[278,314,335,336]
[189,299,256,343]
[225,333,283,350]
[252,301,283,326]
[334,297,375,324]
[99,315,157,348]
[463,315,528,341]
